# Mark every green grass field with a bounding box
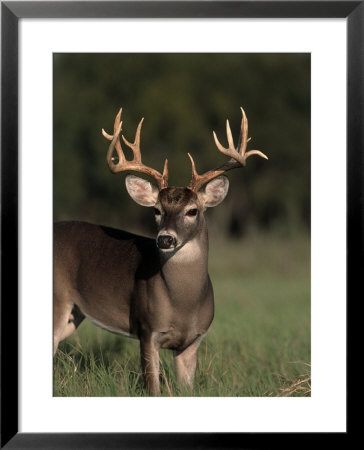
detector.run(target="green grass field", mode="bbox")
[54,231,310,397]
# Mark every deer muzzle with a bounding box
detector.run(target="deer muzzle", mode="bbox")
[157,233,177,250]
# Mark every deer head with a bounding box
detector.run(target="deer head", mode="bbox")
[102,108,267,251]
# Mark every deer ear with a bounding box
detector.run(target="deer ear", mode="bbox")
[125,175,159,206]
[200,176,229,207]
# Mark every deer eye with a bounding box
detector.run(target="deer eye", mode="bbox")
[186,208,198,217]
[154,208,161,216]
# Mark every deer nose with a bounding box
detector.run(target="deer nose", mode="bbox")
[157,234,177,249]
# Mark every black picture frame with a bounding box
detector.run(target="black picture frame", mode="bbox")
[1,1,359,448]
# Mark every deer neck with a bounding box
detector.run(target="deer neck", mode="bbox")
[158,222,209,294]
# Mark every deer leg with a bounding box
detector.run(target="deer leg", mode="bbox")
[59,304,85,341]
[174,335,205,391]
[140,334,160,396]
[53,297,73,355]
[54,295,85,354]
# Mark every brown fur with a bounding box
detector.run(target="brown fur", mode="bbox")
[53,178,228,396]
[159,187,197,208]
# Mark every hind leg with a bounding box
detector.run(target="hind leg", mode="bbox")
[54,299,85,354]
[59,304,85,341]
[53,295,73,355]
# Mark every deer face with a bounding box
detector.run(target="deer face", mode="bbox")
[125,175,229,251]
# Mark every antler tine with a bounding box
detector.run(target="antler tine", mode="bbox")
[102,108,169,190]
[188,107,268,192]
[237,106,248,157]
[102,108,125,166]
[105,122,124,173]
[121,118,144,164]
[237,107,268,161]
[161,158,169,183]
[101,107,122,141]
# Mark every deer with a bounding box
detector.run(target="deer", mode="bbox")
[53,107,267,396]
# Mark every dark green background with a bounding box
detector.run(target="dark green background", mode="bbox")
[53,53,310,238]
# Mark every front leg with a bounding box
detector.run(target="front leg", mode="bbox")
[140,333,160,396]
[174,334,205,392]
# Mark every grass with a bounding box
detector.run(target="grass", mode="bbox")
[54,230,310,397]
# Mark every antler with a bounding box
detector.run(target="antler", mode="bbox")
[187,107,268,192]
[102,108,169,190]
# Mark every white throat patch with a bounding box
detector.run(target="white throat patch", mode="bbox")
[167,238,204,264]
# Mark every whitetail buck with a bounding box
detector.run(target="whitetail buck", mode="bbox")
[53,107,267,395]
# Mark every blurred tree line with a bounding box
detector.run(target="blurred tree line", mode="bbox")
[54,53,310,238]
